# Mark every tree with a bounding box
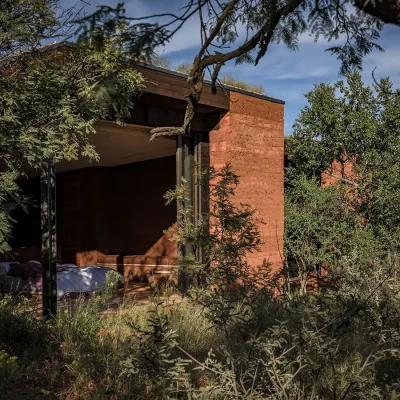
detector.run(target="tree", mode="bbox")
[76,0,395,142]
[175,62,264,93]
[175,62,193,75]
[0,0,69,63]
[287,72,400,257]
[0,0,70,254]
[0,1,144,254]
[284,72,400,298]
[151,52,172,69]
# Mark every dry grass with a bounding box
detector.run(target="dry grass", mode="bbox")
[1,281,222,399]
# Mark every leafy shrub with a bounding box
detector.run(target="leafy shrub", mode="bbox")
[0,349,18,389]
[0,295,52,358]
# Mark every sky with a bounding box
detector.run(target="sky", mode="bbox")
[63,0,400,135]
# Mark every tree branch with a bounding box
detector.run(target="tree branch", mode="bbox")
[354,0,400,26]
[150,0,304,141]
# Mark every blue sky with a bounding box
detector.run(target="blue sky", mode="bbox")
[63,0,400,134]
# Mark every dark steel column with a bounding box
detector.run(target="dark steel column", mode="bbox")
[194,132,210,266]
[41,160,57,318]
[183,135,194,258]
[176,136,185,291]
[175,135,195,292]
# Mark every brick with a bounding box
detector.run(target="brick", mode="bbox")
[210,92,284,273]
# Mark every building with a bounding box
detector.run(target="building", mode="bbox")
[9,44,285,283]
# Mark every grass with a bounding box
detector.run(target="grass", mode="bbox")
[0,287,222,400]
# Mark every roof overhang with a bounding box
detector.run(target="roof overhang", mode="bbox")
[56,121,176,174]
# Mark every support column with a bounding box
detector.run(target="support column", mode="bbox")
[183,134,195,258]
[41,160,57,318]
[176,135,195,292]
[176,135,183,249]
[194,132,210,265]
[176,136,184,291]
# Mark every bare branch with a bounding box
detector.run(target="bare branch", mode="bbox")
[198,0,241,59]
[149,126,185,142]
[372,66,397,95]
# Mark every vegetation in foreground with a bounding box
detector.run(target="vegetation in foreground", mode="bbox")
[1,156,400,399]
[1,249,400,400]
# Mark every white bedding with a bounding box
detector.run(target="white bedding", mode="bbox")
[56,265,123,300]
[1,261,123,299]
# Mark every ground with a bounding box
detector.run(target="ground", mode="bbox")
[30,281,180,318]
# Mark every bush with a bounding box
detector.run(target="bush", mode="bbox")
[1,165,400,399]
[0,295,53,358]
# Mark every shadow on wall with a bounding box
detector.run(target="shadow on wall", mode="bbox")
[8,156,178,265]
[144,224,177,257]
[4,246,62,264]
[76,225,178,267]
[8,225,177,271]
[75,226,178,286]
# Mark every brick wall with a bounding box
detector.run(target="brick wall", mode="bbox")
[109,157,177,256]
[209,92,284,271]
[321,159,357,187]
[11,156,177,264]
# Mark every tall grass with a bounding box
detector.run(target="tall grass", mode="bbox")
[0,286,221,399]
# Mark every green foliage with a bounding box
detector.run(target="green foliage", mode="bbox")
[0,171,25,254]
[0,295,52,358]
[288,72,400,254]
[1,41,144,167]
[280,74,400,395]
[165,165,267,299]
[175,62,193,74]
[76,2,168,63]
[284,175,379,289]
[1,203,400,400]
[0,0,60,61]
[125,165,400,399]
[0,287,221,398]
[0,0,144,254]
[220,73,265,94]
[78,0,384,75]
[0,349,18,392]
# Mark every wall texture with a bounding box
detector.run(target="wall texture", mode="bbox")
[12,156,177,264]
[108,157,177,257]
[209,92,284,271]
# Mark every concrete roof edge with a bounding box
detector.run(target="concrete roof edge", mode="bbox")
[53,41,286,105]
[135,61,285,105]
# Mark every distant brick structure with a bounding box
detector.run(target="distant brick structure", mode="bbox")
[321,159,358,187]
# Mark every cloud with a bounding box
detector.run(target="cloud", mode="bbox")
[162,16,202,54]
[363,50,400,84]
[275,65,332,80]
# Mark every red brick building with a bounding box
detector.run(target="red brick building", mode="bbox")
[9,45,285,280]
